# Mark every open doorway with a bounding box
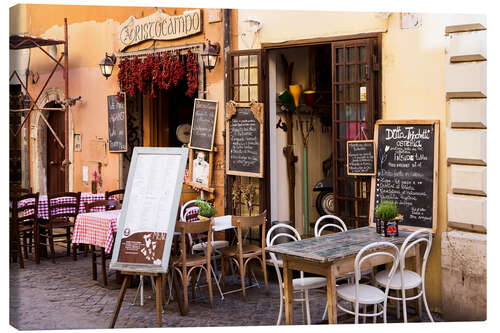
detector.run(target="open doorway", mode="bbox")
[267,37,380,234]
[121,73,197,187]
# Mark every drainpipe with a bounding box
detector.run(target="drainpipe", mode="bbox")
[223,9,230,215]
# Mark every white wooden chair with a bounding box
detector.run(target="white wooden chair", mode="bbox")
[373,229,434,322]
[336,241,400,324]
[266,223,327,325]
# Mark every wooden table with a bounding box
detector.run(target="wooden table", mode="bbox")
[266,226,420,325]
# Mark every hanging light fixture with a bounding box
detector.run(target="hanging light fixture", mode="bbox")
[99,53,117,79]
[201,40,220,72]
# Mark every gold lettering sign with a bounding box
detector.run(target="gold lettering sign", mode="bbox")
[118,9,202,51]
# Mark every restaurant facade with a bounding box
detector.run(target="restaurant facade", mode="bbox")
[10,4,486,321]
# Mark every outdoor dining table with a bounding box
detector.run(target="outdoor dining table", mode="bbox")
[72,209,121,254]
[265,226,421,325]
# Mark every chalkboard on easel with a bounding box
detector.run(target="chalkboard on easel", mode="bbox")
[107,94,127,152]
[369,120,439,233]
[225,101,264,178]
[347,140,376,176]
[189,99,218,151]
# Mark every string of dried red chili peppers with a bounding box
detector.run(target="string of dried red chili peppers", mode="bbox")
[116,50,198,100]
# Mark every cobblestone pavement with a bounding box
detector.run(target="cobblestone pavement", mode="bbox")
[10,247,441,330]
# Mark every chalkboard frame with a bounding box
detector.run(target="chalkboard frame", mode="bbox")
[109,147,189,274]
[225,101,264,178]
[107,93,128,153]
[369,120,439,234]
[188,98,218,152]
[346,139,376,176]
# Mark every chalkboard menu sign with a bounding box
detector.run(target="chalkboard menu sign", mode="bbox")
[225,101,264,178]
[189,99,218,151]
[107,94,127,152]
[369,120,439,233]
[347,140,376,176]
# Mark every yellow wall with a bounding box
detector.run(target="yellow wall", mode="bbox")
[10,4,225,213]
[234,9,457,312]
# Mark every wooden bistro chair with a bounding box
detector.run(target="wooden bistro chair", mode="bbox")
[220,211,269,297]
[105,189,124,204]
[170,219,214,314]
[10,192,40,267]
[38,192,81,263]
[85,199,120,286]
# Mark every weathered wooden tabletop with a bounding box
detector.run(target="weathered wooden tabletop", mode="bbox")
[266,226,412,264]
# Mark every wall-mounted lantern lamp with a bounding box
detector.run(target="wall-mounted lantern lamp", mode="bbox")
[99,53,117,79]
[201,40,220,72]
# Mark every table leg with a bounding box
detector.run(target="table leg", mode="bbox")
[109,275,129,328]
[155,275,162,327]
[326,264,338,324]
[283,259,294,325]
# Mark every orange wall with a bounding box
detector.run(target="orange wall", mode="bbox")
[15,4,225,206]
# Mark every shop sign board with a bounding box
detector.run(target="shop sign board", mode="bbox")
[189,98,218,151]
[107,94,127,152]
[118,9,202,50]
[346,140,376,176]
[110,147,188,273]
[369,120,439,233]
[225,101,264,178]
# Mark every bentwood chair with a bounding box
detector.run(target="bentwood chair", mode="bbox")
[267,223,327,325]
[84,200,120,285]
[374,229,434,322]
[38,192,81,263]
[220,211,269,297]
[105,189,125,204]
[336,242,400,324]
[10,192,40,267]
[170,219,214,313]
[180,200,226,299]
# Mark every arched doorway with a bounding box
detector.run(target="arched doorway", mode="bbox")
[31,87,72,194]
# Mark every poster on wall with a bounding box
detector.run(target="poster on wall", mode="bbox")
[346,140,376,176]
[189,98,218,151]
[107,94,127,153]
[110,147,188,273]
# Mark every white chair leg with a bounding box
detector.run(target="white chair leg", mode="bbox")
[321,302,328,321]
[418,287,423,320]
[363,304,367,324]
[396,290,401,320]
[211,265,224,300]
[277,284,284,325]
[422,288,434,322]
[305,290,311,325]
[301,291,306,324]
[402,289,408,323]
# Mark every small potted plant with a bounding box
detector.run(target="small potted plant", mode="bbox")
[195,199,217,222]
[375,200,402,237]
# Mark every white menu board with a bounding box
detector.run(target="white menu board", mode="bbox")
[110,147,188,273]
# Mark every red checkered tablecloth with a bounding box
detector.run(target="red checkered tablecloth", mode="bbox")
[72,209,121,253]
[18,192,109,220]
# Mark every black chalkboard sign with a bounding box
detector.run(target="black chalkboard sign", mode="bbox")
[226,102,264,178]
[347,140,376,176]
[370,120,439,233]
[189,99,218,151]
[107,94,127,152]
